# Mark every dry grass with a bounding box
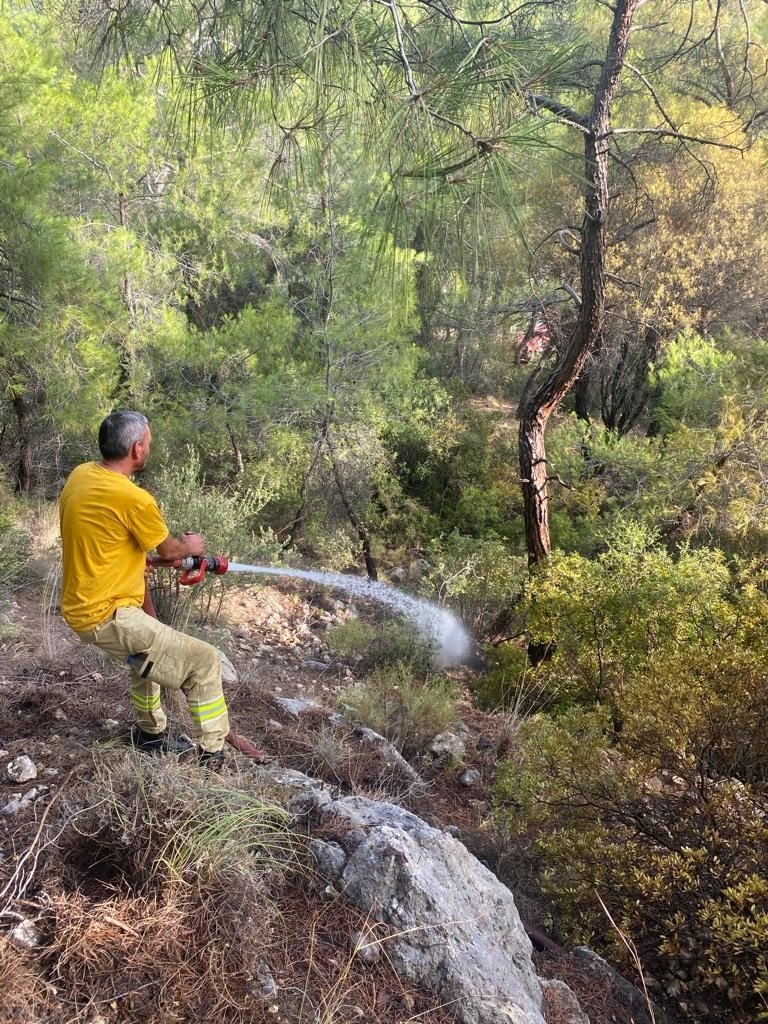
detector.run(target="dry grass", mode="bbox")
[0,752,456,1024]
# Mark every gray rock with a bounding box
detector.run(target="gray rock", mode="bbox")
[257,961,278,998]
[573,947,661,1024]
[350,929,381,965]
[219,651,238,684]
[309,838,348,880]
[459,769,482,788]
[389,566,407,585]
[302,659,330,671]
[427,731,465,763]
[477,735,494,752]
[253,764,325,795]
[274,696,319,719]
[7,755,37,783]
[541,979,590,1024]
[8,918,42,950]
[306,793,547,1024]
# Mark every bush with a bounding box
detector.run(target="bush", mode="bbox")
[339,662,459,755]
[421,532,527,637]
[327,617,435,674]
[146,449,281,626]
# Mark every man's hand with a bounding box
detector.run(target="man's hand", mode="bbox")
[182,531,205,556]
[156,532,206,560]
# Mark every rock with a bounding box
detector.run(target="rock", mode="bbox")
[452,720,470,735]
[309,839,348,880]
[350,929,381,965]
[274,696,318,719]
[254,764,325,796]
[427,731,465,763]
[573,947,661,1024]
[389,566,407,585]
[301,793,548,1024]
[477,735,494,752]
[459,769,482,788]
[53,708,67,721]
[219,651,238,684]
[103,719,120,731]
[302,659,330,671]
[265,719,284,733]
[89,671,104,682]
[541,980,590,1024]
[257,961,279,998]
[7,755,37,782]
[8,918,42,950]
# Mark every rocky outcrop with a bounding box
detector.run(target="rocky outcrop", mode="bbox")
[291,789,553,1024]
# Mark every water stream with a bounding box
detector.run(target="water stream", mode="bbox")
[226,563,472,667]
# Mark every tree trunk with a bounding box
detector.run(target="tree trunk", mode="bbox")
[518,0,638,564]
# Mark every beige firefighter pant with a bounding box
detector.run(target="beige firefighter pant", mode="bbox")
[76,605,229,753]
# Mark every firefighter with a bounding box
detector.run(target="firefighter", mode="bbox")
[58,410,228,770]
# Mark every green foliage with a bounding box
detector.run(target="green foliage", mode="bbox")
[495,528,768,1020]
[422,532,528,636]
[339,662,459,755]
[327,617,435,674]
[147,449,280,626]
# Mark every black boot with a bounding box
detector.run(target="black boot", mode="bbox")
[199,748,226,772]
[130,724,194,756]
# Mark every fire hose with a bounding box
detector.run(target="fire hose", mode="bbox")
[142,552,268,763]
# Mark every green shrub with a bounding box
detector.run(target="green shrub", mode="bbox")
[147,449,280,626]
[421,532,527,637]
[327,617,435,674]
[339,662,459,754]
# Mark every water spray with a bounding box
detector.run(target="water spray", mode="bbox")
[147,555,472,667]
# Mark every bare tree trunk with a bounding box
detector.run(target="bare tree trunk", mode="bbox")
[518,0,639,564]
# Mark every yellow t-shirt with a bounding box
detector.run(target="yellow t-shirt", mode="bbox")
[59,462,169,632]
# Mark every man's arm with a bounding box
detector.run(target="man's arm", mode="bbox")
[155,532,206,559]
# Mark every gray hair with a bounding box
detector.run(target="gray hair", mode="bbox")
[98,411,149,460]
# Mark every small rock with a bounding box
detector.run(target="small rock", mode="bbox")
[427,732,465,763]
[389,567,407,585]
[103,719,120,730]
[7,755,37,782]
[53,708,67,721]
[476,734,494,752]
[350,930,381,965]
[89,672,104,682]
[265,719,284,733]
[309,839,348,880]
[257,961,279,998]
[302,659,330,671]
[459,769,481,787]
[8,918,42,950]
[451,720,470,735]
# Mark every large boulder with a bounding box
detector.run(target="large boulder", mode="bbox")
[291,791,547,1024]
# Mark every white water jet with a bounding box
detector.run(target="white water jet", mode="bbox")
[226,563,473,667]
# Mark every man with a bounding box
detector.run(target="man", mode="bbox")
[59,410,228,770]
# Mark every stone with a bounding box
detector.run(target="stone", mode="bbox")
[573,947,660,1024]
[53,707,67,721]
[350,929,381,965]
[301,793,548,1024]
[7,755,37,782]
[302,659,330,671]
[541,980,590,1024]
[427,731,465,763]
[219,651,238,684]
[459,769,482,788]
[477,734,494,752]
[257,961,279,998]
[265,719,284,733]
[309,839,348,881]
[389,567,407,585]
[8,919,42,950]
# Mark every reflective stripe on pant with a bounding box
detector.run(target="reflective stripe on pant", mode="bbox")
[77,605,229,752]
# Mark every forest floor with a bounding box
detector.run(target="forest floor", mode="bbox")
[0,572,644,1024]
